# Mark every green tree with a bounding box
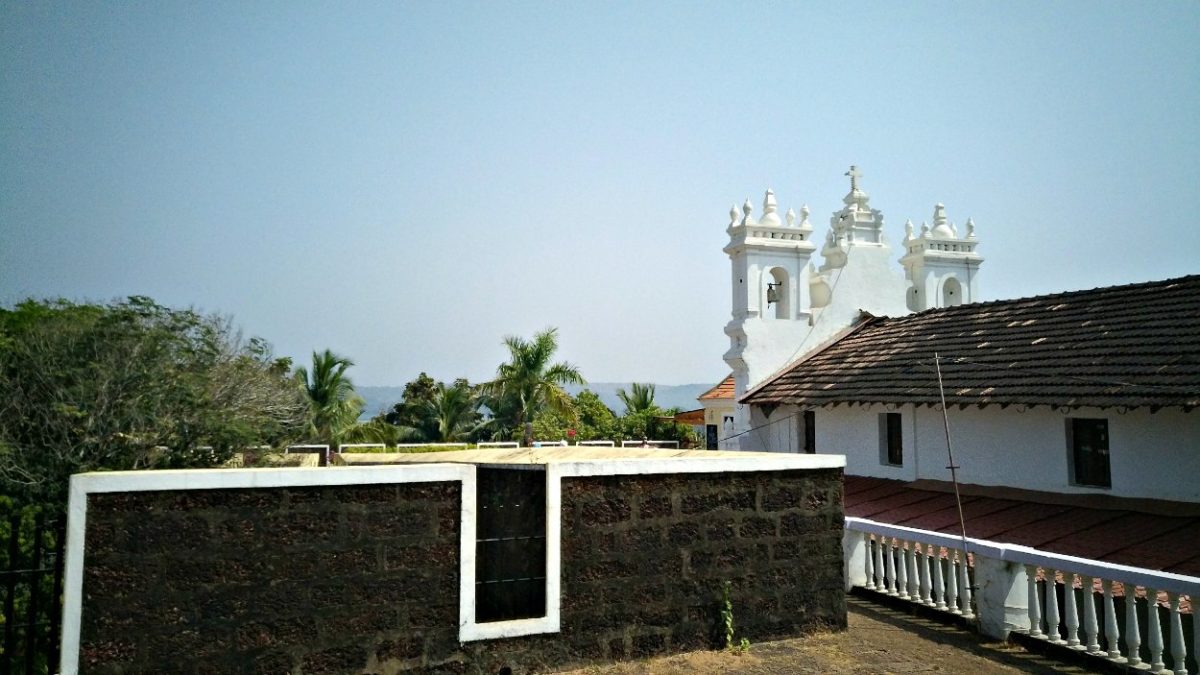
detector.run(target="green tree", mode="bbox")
[481,328,584,447]
[421,380,482,442]
[384,372,437,429]
[616,382,657,415]
[294,349,364,448]
[0,297,309,507]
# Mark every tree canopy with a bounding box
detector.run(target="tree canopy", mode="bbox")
[294,349,363,448]
[0,297,309,506]
[616,382,657,415]
[480,328,584,446]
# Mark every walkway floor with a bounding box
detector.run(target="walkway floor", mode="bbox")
[554,596,1094,674]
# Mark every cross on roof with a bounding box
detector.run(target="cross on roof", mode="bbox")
[846,165,862,192]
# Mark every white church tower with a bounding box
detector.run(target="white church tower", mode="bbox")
[721,167,979,451]
[721,189,817,447]
[899,203,984,310]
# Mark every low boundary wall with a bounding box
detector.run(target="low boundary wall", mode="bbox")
[64,455,845,674]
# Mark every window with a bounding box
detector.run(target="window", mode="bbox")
[1069,418,1111,488]
[802,410,816,454]
[880,413,903,466]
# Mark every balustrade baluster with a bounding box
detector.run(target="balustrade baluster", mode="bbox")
[885,538,897,595]
[1083,575,1101,654]
[920,544,933,606]
[1026,564,1044,638]
[1192,594,1198,675]
[946,550,960,614]
[932,546,947,610]
[1168,593,1186,675]
[874,535,886,591]
[1146,587,1164,673]
[1063,572,1081,648]
[1045,568,1063,644]
[1125,585,1142,666]
[1103,579,1121,660]
[959,551,973,618]
[907,544,920,600]
[863,536,875,591]
[896,540,910,600]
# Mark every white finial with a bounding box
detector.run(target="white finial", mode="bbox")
[729,204,739,226]
[904,219,914,242]
[966,217,976,238]
[930,203,954,238]
[760,189,781,225]
[920,221,930,238]
[798,204,812,231]
[950,221,959,237]
[741,198,755,225]
[785,207,796,227]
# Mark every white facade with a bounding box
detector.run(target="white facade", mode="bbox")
[722,167,978,450]
[749,402,1200,503]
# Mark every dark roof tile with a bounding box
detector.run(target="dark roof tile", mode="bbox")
[744,275,1200,410]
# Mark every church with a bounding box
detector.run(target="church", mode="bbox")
[716,167,982,451]
[706,167,1199,504]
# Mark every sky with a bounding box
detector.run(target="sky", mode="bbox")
[2,1,1198,387]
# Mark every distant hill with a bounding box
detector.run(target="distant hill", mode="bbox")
[356,382,713,419]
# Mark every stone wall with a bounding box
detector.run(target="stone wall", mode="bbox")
[80,483,461,674]
[77,467,844,674]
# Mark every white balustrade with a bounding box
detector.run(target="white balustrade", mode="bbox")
[1063,572,1080,648]
[932,547,947,610]
[1045,568,1063,644]
[1104,579,1121,659]
[958,550,974,619]
[1027,564,1044,638]
[920,545,933,606]
[946,550,960,614]
[1083,575,1102,654]
[864,537,875,590]
[874,536,886,591]
[886,538,898,595]
[1148,587,1164,673]
[845,517,1199,674]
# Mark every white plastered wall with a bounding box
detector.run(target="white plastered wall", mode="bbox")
[810,403,1200,502]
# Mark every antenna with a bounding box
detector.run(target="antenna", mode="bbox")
[934,352,974,599]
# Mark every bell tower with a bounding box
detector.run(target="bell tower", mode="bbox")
[899,203,984,310]
[722,189,817,448]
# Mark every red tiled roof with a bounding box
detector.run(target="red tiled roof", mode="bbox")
[745,275,1200,411]
[699,374,735,401]
[844,475,1200,577]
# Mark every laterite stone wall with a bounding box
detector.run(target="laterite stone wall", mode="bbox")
[80,483,462,674]
[554,468,846,660]
[77,467,844,674]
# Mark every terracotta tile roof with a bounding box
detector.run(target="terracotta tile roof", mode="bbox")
[845,475,1200,577]
[745,275,1200,411]
[674,408,704,425]
[699,374,735,401]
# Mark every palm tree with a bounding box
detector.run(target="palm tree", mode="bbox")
[420,381,481,442]
[616,382,657,415]
[294,349,363,448]
[482,328,584,447]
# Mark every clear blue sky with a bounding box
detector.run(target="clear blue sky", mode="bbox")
[2,2,1198,387]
